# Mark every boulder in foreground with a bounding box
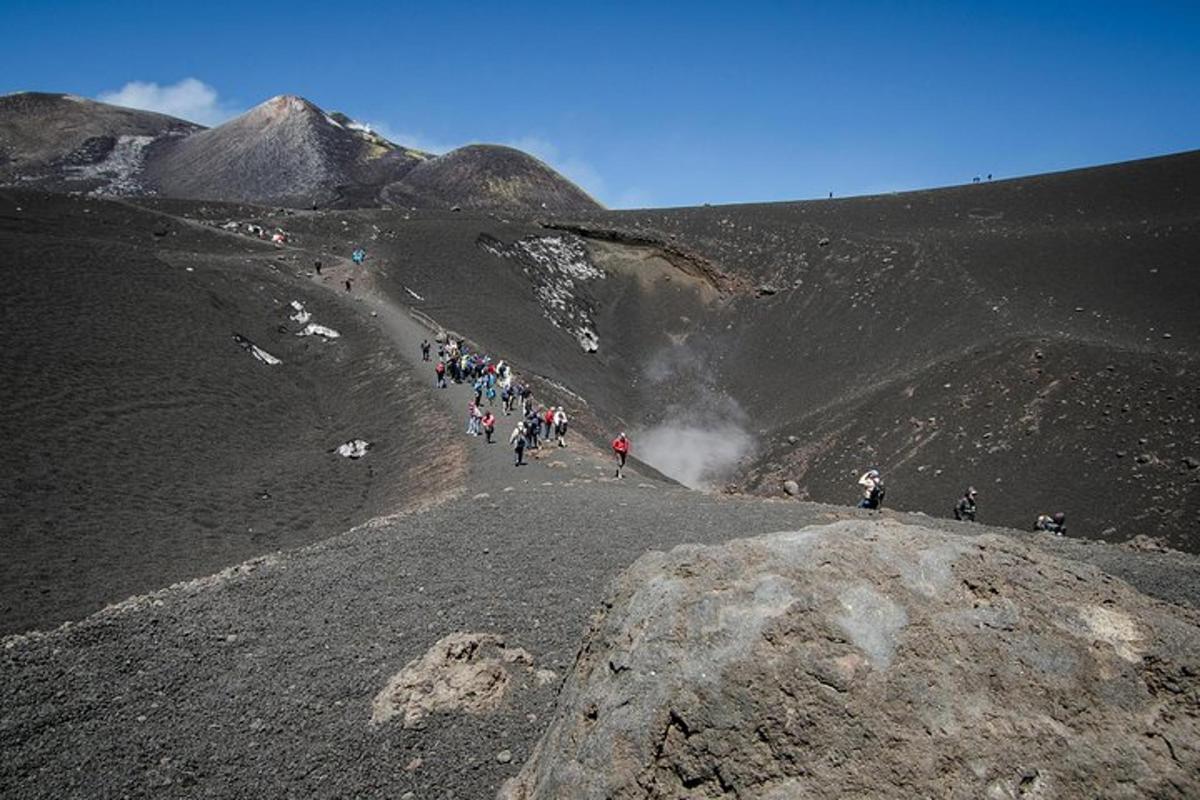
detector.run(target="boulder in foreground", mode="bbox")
[502,520,1200,799]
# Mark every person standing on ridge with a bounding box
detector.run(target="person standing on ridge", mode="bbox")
[857,469,884,509]
[954,487,978,521]
[612,432,630,478]
[421,339,431,361]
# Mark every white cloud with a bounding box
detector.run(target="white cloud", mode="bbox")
[97,78,239,126]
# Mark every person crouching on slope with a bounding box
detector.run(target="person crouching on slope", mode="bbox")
[612,432,630,478]
[954,487,978,522]
[857,469,884,509]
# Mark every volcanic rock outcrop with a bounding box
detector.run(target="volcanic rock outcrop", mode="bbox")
[502,520,1200,799]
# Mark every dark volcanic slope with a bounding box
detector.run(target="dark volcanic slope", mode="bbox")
[0,190,456,634]
[381,144,603,214]
[550,151,1200,549]
[0,92,200,193]
[246,151,1200,549]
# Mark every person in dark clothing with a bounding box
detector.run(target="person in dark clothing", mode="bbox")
[421,340,431,361]
[344,278,352,292]
[525,414,540,450]
[314,260,322,275]
[954,487,978,522]
[1035,512,1067,535]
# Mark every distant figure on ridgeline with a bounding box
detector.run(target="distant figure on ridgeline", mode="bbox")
[421,339,431,361]
[612,432,630,478]
[344,278,352,292]
[553,406,569,447]
[351,247,366,265]
[510,421,527,466]
[954,487,978,522]
[1035,512,1067,535]
[857,469,885,509]
[481,410,496,444]
[314,259,322,275]
[435,359,447,389]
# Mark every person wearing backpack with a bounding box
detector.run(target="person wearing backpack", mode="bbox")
[509,422,527,466]
[954,487,978,521]
[553,407,569,447]
[857,469,884,509]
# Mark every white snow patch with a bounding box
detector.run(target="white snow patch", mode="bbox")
[324,114,344,129]
[251,345,281,365]
[483,235,604,353]
[289,300,311,324]
[297,323,340,340]
[67,135,155,196]
[337,439,371,459]
[404,286,424,301]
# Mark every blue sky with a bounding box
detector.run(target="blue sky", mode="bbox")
[2,1,1198,208]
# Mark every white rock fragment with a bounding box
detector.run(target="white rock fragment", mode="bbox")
[337,439,371,459]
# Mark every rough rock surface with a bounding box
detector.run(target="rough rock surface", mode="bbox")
[372,632,554,728]
[502,520,1200,799]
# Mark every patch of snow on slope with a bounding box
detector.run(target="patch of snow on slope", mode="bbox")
[67,135,155,196]
[479,234,605,353]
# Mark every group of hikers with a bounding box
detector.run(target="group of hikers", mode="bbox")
[424,337,633,476]
[857,469,1066,534]
[423,336,1067,525]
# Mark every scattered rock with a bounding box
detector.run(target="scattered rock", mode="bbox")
[817,237,831,247]
[756,284,779,296]
[500,521,1200,799]
[786,435,799,446]
[370,632,537,728]
[1136,453,1152,464]
[496,750,513,765]
[782,480,800,497]
[1183,456,1199,470]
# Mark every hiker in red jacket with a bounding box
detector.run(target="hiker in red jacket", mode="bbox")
[612,432,630,478]
[543,406,556,440]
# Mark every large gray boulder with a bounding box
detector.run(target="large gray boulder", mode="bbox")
[501,520,1200,799]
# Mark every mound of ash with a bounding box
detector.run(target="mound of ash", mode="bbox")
[503,519,1200,799]
[382,144,602,214]
[142,95,427,208]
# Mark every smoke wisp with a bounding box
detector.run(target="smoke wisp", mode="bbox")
[633,341,756,490]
